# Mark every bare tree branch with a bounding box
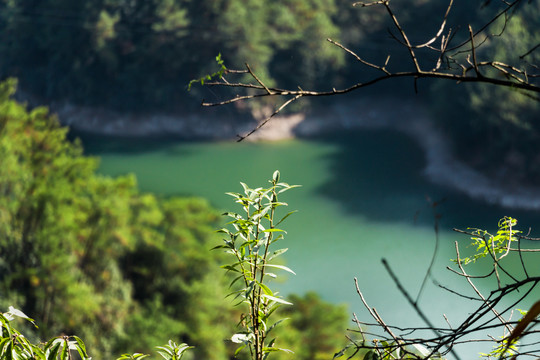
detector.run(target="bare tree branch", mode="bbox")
[201,0,539,141]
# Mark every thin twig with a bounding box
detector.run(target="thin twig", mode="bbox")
[245,63,272,95]
[327,38,390,75]
[382,1,421,72]
[521,42,540,58]
[468,25,482,78]
[236,95,302,141]
[413,0,454,49]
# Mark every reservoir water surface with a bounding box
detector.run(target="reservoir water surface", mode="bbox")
[79,128,540,357]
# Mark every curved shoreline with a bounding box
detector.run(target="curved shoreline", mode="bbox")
[303,98,540,211]
[55,98,540,211]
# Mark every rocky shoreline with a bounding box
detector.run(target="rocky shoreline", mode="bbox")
[54,97,540,211]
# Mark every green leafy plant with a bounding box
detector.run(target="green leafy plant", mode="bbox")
[43,335,90,360]
[96,339,193,360]
[215,171,299,360]
[0,306,90,360]
[0,307,42,360]
[155,340,193,360]
[1,306,195,360]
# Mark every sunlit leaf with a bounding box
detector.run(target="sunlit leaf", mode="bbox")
[232,333,254,344]
[261,294,292,305]
[71,336,90,360]
[258,282,273,296]
[6,307,35,326]
[264,264,296,275]
[277,185,301,194]
[45,341,61,360]
[275,211,297,226]
[268,248,288,261]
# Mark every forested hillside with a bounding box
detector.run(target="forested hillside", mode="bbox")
[0,0,360,111]
[0,79,349,359]
[0,1,532,111]
[1,1,539,181]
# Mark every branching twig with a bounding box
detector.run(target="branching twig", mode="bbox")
[201,1,538,141]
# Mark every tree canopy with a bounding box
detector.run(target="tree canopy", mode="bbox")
[0,0,357,111]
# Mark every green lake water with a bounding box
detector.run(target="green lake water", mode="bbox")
[78,129,540,356]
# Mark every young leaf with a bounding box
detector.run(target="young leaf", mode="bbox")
[266,318,289,335]
[232,333,254,344]
[268,248,288,261]
[72,336,90,360]
[275,211,298,227]
[277,185,301,194]
[261,294,293,305]
[234,344,247,356]
[5,307,36,327]
[257,282,273,296]
[264,264,296,275]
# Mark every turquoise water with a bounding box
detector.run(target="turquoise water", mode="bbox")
[79,129,540,356]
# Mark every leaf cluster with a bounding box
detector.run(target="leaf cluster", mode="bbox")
[454,216,520,266]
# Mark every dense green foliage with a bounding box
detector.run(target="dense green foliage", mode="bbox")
[1,306,193,360]
[0,78,234,359]
[0,80,349,359]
